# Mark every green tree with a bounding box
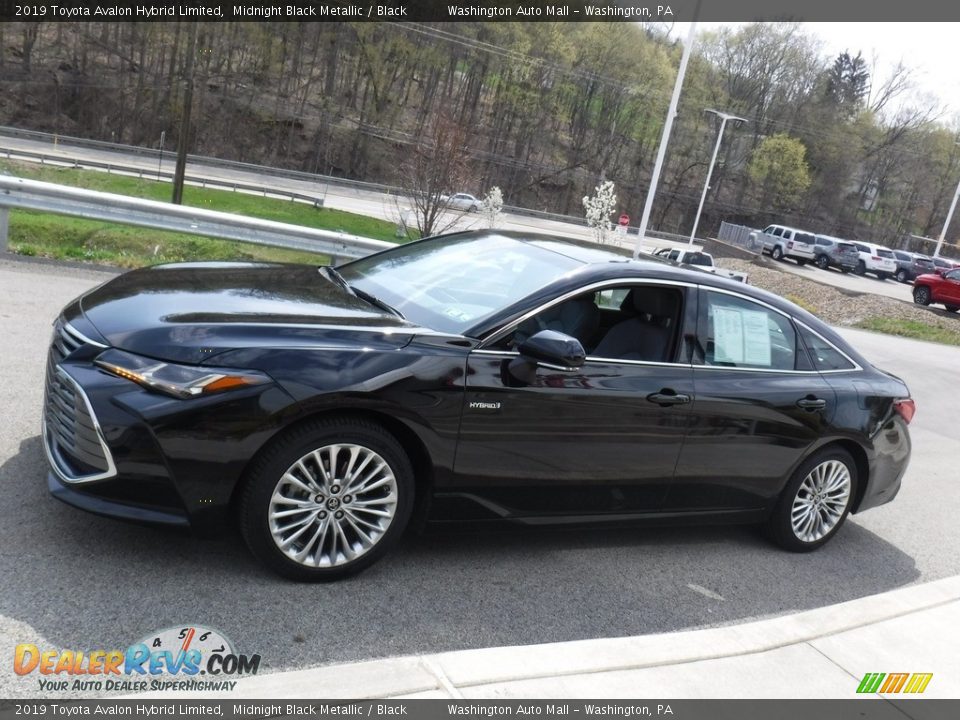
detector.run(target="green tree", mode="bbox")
[748,134,812,210]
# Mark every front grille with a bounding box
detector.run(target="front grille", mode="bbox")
[42,321,116,484]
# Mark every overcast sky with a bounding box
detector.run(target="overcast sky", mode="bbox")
[671,22,960,123]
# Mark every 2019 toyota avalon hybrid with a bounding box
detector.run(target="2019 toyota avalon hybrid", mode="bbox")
[42,231,914,580]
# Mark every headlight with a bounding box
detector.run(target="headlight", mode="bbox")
[95,349,270,399]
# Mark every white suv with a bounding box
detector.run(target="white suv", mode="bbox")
[751,225,817,265]
[851,241,897,280]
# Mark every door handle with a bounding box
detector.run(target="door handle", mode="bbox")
[796,396,827,411]
[647,390,691,407]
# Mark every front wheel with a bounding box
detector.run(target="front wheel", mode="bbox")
[854,260,866,276]
[771,246,784,261]
[765,447,857,552]
[815,255,830,270]
[895,269,908,283]
[946,305,959,313]
[239,418,414,581]
[913,286,932,306]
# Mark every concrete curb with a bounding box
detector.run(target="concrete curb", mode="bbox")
[131,575,960,699]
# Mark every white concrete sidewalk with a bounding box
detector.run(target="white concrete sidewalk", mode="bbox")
[133,575,960,700]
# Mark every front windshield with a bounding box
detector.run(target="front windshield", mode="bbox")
[338,234,584,334]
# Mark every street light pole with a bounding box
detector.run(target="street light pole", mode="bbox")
[689,109,746,246]
[933,144,960,258]
[633,0,702,258]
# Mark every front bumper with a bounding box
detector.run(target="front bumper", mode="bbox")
[42,322,297,531]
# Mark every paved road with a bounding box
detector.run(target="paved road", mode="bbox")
[1,136,634,249]
[769,255,918,303]
[1,257,957,700]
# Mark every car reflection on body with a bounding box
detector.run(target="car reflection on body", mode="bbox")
[42,231,913,580]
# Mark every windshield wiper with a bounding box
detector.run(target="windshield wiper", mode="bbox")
[321,266,404,319]
[351,286,405,319]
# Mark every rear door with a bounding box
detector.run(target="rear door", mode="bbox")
[668,287,837,511]
[939,269,960,305]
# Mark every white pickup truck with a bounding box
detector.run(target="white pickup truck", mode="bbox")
[650,247,749,283]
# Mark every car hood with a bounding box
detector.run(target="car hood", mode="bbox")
[76,262,419,364]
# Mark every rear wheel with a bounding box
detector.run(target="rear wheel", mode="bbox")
[946,305,959,313]
[854,260,866,275]
[766,447,857,552]
[771,246,784,261]
[239,418,414,581]
[895,269,908,283]
[913,286,931,306]
[815,255,830,270]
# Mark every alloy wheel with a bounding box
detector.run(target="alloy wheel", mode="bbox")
[268,443,398,567]
[790,460,851,543]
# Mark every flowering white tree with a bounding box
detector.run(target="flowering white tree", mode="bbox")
[481,186,504,228]
[583,180,617,244]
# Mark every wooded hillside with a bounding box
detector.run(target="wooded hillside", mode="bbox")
[2,21,958,247]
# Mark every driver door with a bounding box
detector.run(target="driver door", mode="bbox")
[449,282,697,520]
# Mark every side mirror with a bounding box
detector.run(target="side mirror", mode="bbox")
[517,330,585,371]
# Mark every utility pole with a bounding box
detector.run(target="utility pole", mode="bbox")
[172,23,198,205]
[634,1,702,258]
[689,109,747,245]
[157,130,166,182]
[933,142,960,258]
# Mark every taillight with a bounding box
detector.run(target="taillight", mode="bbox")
[787,241,794,249]
[871,255,880,260]
[894,398,916,424]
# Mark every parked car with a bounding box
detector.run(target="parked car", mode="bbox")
[851,242,897,279]
[812,235,860,273]
[931,256,960,276]
[913,268,960,312]
[442,192,482,212]
[651,247,749,283]
[892,251,936,283]
[751,224,817,265]
[43,230,913,581]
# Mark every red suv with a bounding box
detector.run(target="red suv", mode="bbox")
[913,268,960,312]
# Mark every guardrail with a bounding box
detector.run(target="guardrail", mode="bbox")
[0,125,596,229]
[0,176,393,262]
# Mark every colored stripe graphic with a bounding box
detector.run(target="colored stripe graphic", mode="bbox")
[857,672,933,694]
[904,673,933,693]
[857,673,885,694]
[880,673,909,693]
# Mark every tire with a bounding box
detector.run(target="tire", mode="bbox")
[913,286,931,306]
[854,260,866,276]
[765,447,858,552]
[239,417,414,581]
[771,246,784,261]
[946,305,959,313]
[815,255,830,270]
[895,269,908,283]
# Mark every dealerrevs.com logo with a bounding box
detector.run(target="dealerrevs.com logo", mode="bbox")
[14,625,261,693]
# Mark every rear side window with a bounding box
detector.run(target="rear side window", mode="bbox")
[700,292,798,371]
[795,233,815,244]
[854,243,869,253]
[838,243,857,252]
[686,252,711,266]
[816,238,830,246]
[772,227,783,237]
[877,249,895,259]
[799,327,855,371]
[894,251,910,260]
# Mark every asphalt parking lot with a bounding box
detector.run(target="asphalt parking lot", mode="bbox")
[1,256,958,699]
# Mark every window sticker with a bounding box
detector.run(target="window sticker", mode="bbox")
[712,306,771,366]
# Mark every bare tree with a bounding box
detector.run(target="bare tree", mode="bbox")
[398,111,475,238]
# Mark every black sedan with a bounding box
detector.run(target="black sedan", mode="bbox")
[42,231,914,580]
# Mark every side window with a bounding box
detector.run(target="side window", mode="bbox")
[668,249,681,261]
[799,327,855,371]
[491,285,685,365]
[771,227,783,237]
[782,230,793,241]
[700,292,798,371]
[816,238,828,247]
[946,269,960,282]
